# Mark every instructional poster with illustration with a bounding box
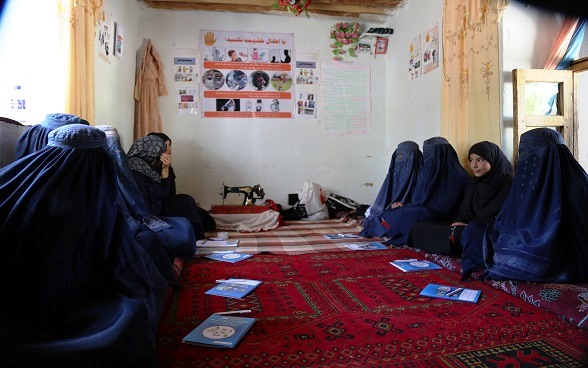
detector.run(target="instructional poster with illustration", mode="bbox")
[295,53,319,118]
[408,34,422,80]
[422,24,439,74]
[177,86,198,114]
[200,30,294,118]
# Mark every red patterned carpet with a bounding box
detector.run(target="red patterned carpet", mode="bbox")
[156,249,588,367]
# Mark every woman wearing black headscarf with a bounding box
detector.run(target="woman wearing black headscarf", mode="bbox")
[127,134,214,240]
[409,141,513,259]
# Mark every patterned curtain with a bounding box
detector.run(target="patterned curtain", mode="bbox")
[441,0,508,166]
[57,0,103,123]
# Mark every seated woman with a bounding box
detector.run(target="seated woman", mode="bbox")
[377,137,470,246]
[409,141,513,259]
[147,132,216,232]
[360,141,422,238]
[14,113,89,159]
[483,128,588,283]
[0,124,166,367]
[96,125,196,263]
[127,134,214,240]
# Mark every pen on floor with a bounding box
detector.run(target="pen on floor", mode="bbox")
[446,288,463,297]
[214,309,252,315]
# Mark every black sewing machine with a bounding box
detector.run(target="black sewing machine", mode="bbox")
[221,183,265,206]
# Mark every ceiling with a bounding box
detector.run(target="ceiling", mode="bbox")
[140,0,407,22]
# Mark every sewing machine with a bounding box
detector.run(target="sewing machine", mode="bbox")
[221,183,265,206]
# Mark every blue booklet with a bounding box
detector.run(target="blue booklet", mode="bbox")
[323,233,361,239]
[182,314,256,348]
[344,242,387,250]
[390,259,443,272]
[205,279,262,299]
[419,284,482,303]
[205,253,253,263]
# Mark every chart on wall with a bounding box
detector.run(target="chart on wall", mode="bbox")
[200,30,294,118]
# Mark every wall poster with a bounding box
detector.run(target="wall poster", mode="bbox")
[408,34,422,80]
[200,30,294,118]
[423,24,439,74]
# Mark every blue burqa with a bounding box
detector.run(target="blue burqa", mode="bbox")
[483,128,588,283]
[96,125,196,259]
[378,137,469,246]
[360,141,422,238]
[14,113,89,159]
[0,124,166,367]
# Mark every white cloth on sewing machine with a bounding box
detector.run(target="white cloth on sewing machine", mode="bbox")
[211,210,281,232]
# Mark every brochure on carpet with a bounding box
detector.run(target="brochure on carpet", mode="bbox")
[197,239,239,247]
[390,259,443,272]
[344,242,387,250]
[182,314,256,348]
[420,284,481,303]
[205,253,253,263]
[323,233,361,239]
[205,278,262,299]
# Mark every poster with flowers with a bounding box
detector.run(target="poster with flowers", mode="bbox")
[329,22,360,61]
[423,24,439,74]
[408,34,422,80]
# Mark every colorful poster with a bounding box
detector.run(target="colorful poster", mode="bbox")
[174,56,197,83]
[177,86,198,115]
[200,30,294,118]
[408,34,422,80]
[113,22,124,60]
[96,11,113,62]
[423,24,439,74]
[295,89,317,118]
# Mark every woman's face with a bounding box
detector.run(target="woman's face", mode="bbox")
[164,140,172,155]
[469,153,491,177]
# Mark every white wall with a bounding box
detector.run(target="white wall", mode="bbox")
[386,0,444,149]
[132,9,387,209]
[94,0,142,150]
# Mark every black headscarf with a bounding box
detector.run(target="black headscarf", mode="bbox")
[457,141,514,223]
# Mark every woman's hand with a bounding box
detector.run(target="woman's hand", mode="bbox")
[390,202,404,209]
[160,153,173,179]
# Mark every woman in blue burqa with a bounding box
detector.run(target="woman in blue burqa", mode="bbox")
[482,128,588,283]
[366,137,470,246]
[0,124,166,367]
[96,125,196,276]
[14,113,89,159]
[127,134,214,240]
[360,141,422,238]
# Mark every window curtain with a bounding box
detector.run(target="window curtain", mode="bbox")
[441,0,508,166]
[544,17,586,70]
[57,0,103,124]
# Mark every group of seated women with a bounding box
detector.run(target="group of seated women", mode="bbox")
[363,129,588,284]
[0,113,213,366]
